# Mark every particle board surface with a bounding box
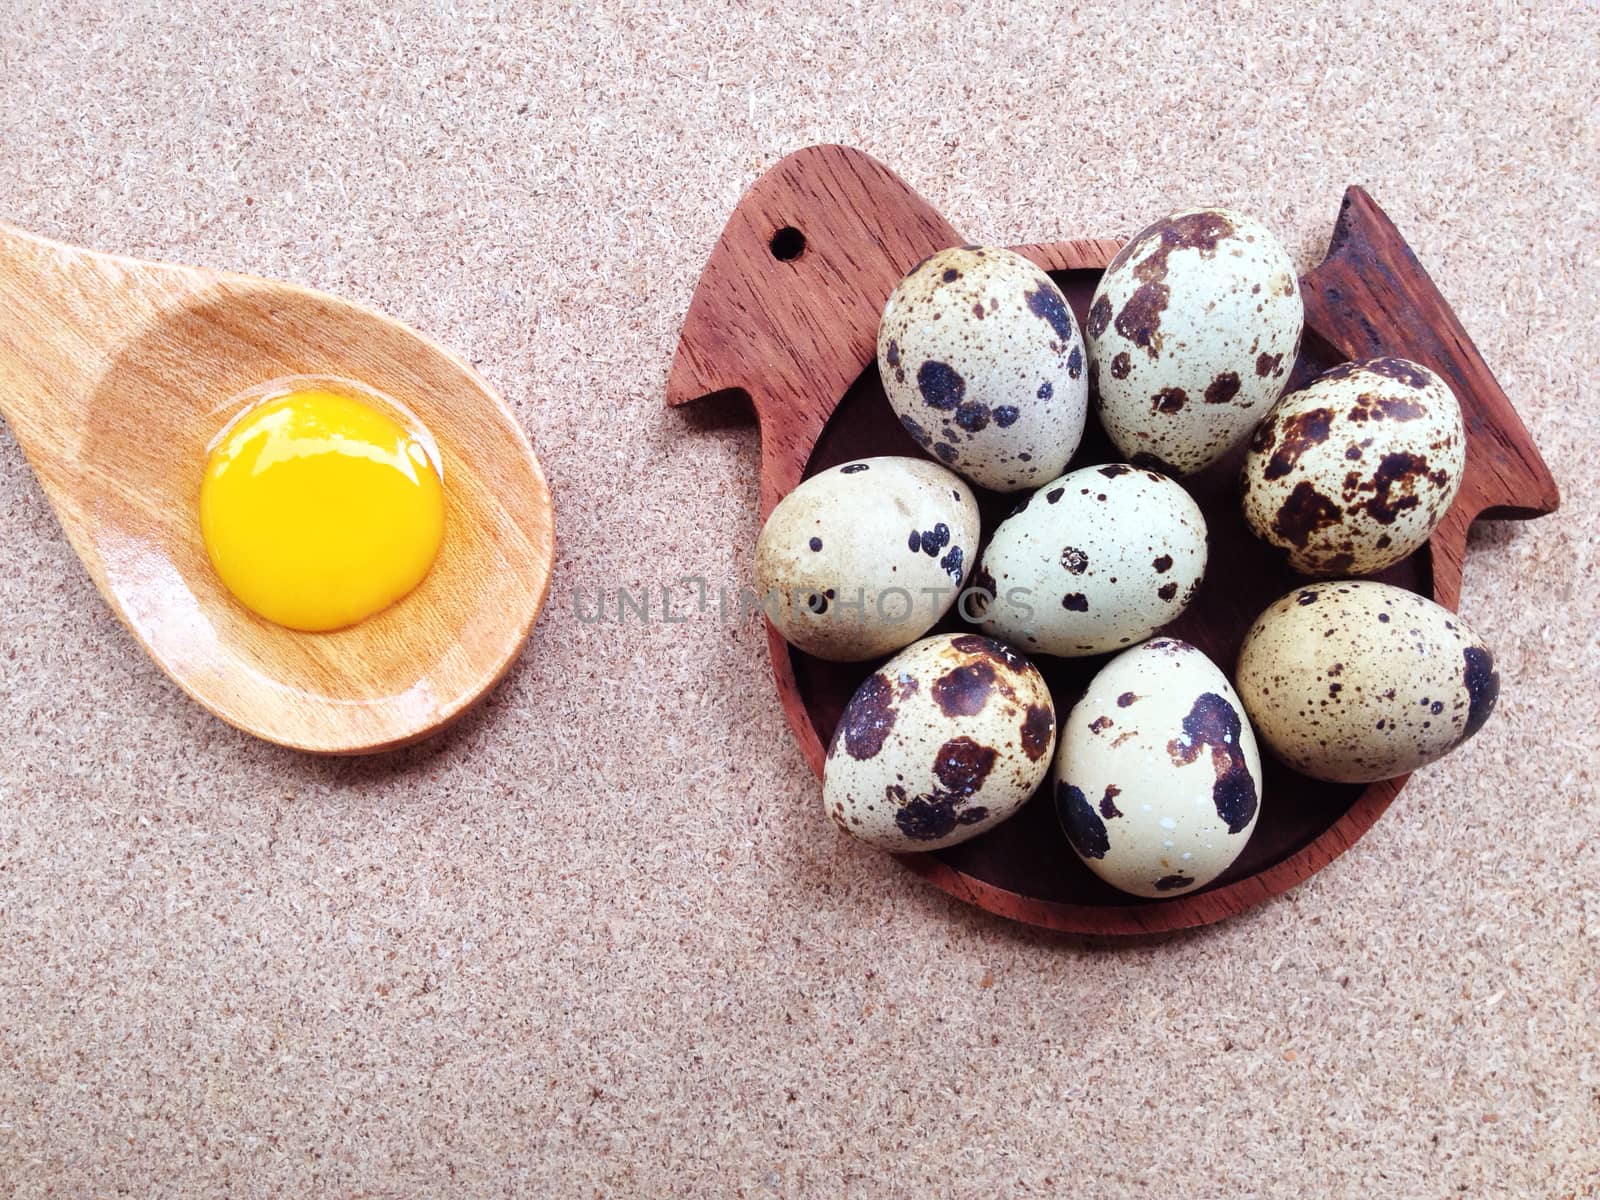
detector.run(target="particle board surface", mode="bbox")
[0,3,1596,1195]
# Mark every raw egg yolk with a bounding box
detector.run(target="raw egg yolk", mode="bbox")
[200,389,445,632]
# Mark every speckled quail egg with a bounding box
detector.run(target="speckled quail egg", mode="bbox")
[1241,357,1466,576]
[1053,638,1262,898]
[824,633,1056,852]
[1086,207,1303,475]
[754,456,980,662]
[878,246,1088,492]
[968,463,1207,657]
[1235,581,1499,783]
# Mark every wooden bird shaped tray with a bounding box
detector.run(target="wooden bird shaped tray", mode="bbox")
[667,145,1557,934]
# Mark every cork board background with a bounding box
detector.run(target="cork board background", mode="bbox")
[2,2,1597,1196]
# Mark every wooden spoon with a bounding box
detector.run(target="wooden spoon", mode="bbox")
[0,222,555,753]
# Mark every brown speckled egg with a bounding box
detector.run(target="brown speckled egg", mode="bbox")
[878,246,1088,493]
[1053,638,1262,898]
[1087,208,1302,475]
[1241,357,1466,576]
[823,634,1056,852]
[755,457,980,662]
[970,463,1207,657]
[1236,582,1500,783]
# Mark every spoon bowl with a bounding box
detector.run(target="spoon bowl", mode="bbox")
[0,224,554,753]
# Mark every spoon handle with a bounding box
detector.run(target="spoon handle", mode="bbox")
[0,222,209,464]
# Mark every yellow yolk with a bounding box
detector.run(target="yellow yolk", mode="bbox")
[199,389,445,632]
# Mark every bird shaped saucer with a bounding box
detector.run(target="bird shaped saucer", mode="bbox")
[667,145,1557,935]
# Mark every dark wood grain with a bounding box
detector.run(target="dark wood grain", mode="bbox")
[1298,187,1560,609]
[666,146,963,518]
[669,146,1559,934]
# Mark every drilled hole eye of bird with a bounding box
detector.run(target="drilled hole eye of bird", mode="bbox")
[770,226,806,261]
